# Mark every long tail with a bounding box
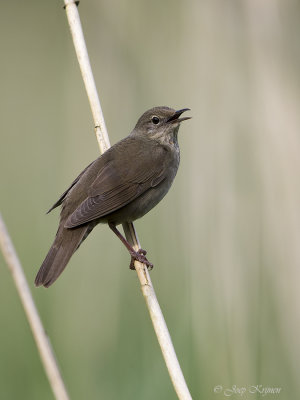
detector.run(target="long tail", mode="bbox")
[35,224,91,288]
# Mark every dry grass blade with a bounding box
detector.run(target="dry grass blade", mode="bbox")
[0,214,70,400]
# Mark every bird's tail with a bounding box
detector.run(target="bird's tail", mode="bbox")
[35,224,91,288]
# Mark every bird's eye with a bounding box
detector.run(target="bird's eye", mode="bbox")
[151,116,160,124]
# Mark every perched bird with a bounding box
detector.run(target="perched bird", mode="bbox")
[35,106,191,287]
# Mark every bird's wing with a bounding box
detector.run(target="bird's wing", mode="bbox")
[64,144,167,228]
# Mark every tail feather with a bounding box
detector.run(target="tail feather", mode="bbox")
[35,225,90,288]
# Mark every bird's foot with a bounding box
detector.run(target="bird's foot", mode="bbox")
[129,248,153,270]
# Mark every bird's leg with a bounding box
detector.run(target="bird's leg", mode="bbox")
[108,223,153,270]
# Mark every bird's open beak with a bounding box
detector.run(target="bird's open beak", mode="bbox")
[167,108,191,124]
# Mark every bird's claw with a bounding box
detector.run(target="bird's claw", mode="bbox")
[129,248,153,270]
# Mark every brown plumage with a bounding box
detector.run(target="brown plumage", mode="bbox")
[35,106,190,287]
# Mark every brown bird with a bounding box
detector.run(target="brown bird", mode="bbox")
[35,106,191,287]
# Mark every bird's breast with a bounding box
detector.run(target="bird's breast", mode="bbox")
[104,145,180,225]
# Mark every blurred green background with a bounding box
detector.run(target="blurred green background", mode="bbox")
[1,1,300,399]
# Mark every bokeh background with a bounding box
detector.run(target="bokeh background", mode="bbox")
[1,1,300,399]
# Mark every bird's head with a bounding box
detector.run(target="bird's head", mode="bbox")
[132,106,191,145]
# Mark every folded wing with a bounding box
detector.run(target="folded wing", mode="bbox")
[65,142,167,228]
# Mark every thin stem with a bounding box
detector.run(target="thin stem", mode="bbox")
[64,0,110,154]
[0,214,70,400]
[63,1,192,399]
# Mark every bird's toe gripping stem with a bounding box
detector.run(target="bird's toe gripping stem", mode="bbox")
[129,248,153,270]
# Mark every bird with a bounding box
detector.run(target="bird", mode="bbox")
[35,106,191,287]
